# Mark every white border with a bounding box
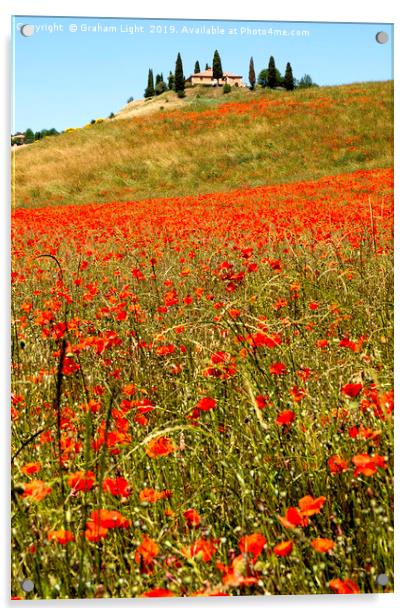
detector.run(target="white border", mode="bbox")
[1,1,410,614]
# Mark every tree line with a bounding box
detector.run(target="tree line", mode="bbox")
[141,50,317,100]
[11,127,60,146]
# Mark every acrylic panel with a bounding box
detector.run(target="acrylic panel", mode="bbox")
[11,15,394,600]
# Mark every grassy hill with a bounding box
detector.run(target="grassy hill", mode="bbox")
[12,81,393,209]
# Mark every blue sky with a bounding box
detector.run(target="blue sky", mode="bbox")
[12,16,393,133]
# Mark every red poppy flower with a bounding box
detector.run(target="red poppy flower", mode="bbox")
[238,533,266,560]
[196,397,217,411]
[183,508,201,527]
[90,509,130,529]
[84,521,109,542]
[139,487,172,503]
[329,578,360,594]
[48,529,75,545]
[275,410,296,426]
[135,535,159,572]
[299,495,326,516]
[103,477,131,498]
[254,394,268,409]
[341,383,363,398]
[274,540,293,556]
[217,554,258,588]
[67,470,95,492]
[270,362,287,375]
[22,480,52,501]
[210,351,231,364]
[185,538,219,562]
[141,588,175,598]
[122,384,135,396]
[290,386,306,403]
[145,436,176,458]
[327,455,349,474]
[278,506,308,529]
[155,344,175,356]
[311,538,335,553]
[352,453,386,477]
[21,462,41,475]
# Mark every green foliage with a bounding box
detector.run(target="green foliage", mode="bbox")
[205,62,210,70]
[249,56,256,90]
[284,62,295,91]
[174,52,185,94]
[267,56,277,89]
[223,83,232,94]
[29,128,60,142]
[24,128,34,144]
[155,81,167,96]
[109,112,115,119]
[298,74,318,89]
[212,50,223,83]
[258,68,282,88]
[194,60,201,74]
[167,71,175,91]
[127,96,134,104]
[144,69,155,98]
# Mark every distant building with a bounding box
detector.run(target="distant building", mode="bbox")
[185,68,246,87]
[11,133,25,146]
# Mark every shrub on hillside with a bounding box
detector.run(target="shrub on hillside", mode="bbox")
[298,74,319,89]
[223,83,232,94]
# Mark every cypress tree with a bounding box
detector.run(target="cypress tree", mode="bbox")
[194,60,201,73]
[212,50,223,85]
[174,52,185,95]
[205,63,210,70]
[155,74,161,86]
[284,62,295,90]
[144,69,155,98]
[267,56,277,88]
[248,56,256,90]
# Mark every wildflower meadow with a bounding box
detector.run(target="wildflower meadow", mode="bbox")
[11,158,393,598]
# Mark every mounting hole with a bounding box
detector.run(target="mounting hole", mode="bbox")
[376,573,389,586]
[375,31,389,44]
[20,578,34,592]
[20,24,34,37]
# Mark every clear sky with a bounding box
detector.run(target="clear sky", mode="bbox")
[11,16,393,133]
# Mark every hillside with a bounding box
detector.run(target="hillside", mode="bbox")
[12,81,393,209]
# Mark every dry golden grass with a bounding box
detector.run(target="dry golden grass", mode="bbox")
[13,81,393,209]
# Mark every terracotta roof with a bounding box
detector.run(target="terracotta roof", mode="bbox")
[188,69,243,78]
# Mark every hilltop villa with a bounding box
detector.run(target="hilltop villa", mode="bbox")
[185,68,246,87]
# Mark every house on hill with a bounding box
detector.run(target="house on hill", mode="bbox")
[11,133,25,146]
[185,68,246,87]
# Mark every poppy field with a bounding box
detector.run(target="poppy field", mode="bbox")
[11,166,393,599]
